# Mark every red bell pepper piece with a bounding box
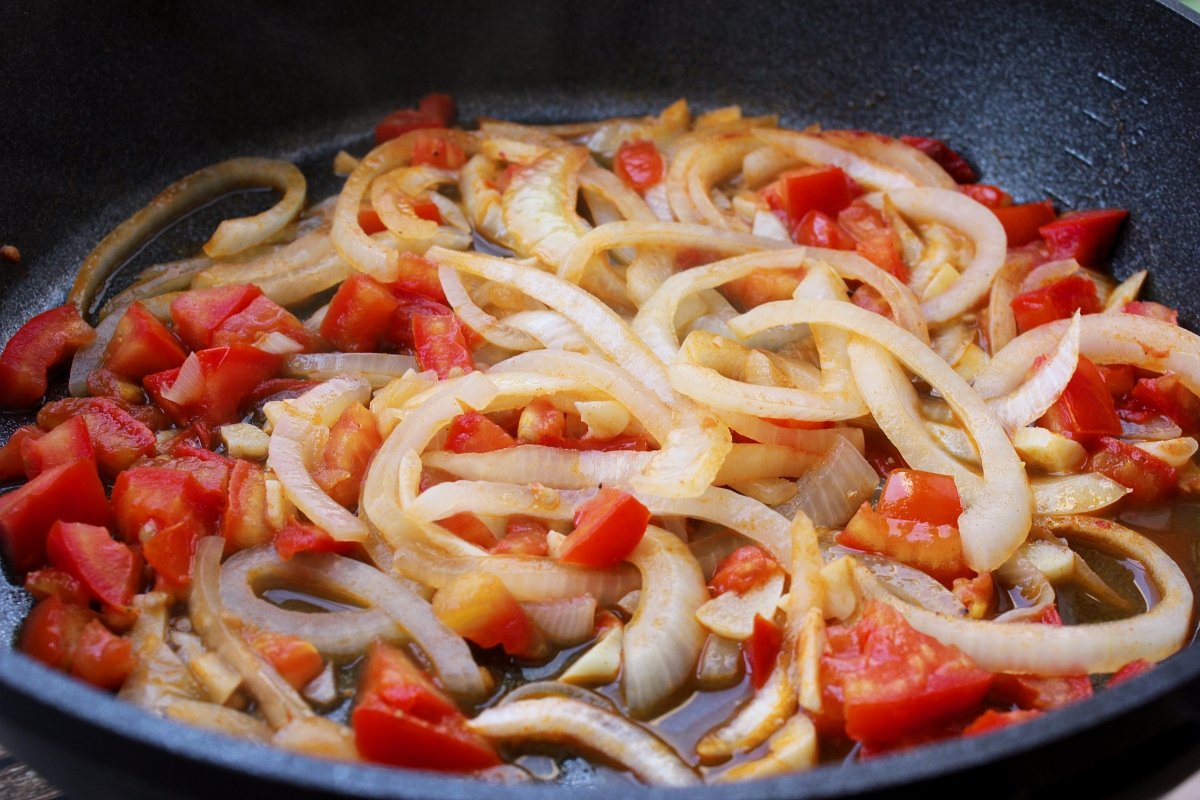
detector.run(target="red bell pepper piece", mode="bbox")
[0,459,111,573]
[46,521,141,611]
[559,488,650,568]
[144,345,282,428]
[104,301,188,379]
[1038,356,1123,443]
[992,200,1056,247]
[169,284,263,351]
[1010,274,1102,333]
[20,415,94,478]
[614,140,666,192]
[0,304,95,409]
[900,135,978,183]
[1038,208,1128,265]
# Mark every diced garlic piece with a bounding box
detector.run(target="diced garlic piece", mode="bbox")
[1133,437,1199,469]
[820,556,859,621]
[694,574,785,641]
[919,262,960,301]
[1013,426,1087,473]
[751,209,790,241]
[575,400,630,440]
[559,622,624,685]
[952,342,990,382]
[220,423,270,460]
[1020,539,1075,583]
[264,477,294,531]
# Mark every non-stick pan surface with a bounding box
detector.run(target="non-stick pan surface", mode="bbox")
[2,1,1200,798]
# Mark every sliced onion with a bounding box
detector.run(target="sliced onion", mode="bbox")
[1031,473,1130,515]
[752,129,919,190]
[820,130,958,188]
[986,312,1081,431]
[1020,259,1081,294]
[502,146,590,268]
[160,352,206,405]
[204,161,307,257]
[774,437,878,529]
[195,225,352,309]
[522,595,597,646]
[424,447,653,490]
[718,411,865,453]
[843,551,966,616]
[666,130,758,227]
[695,573,785,640]
[69,308,121,396]
[254,332,305,355]
[1122,416,1184,441]
[285,352,418,388]
[715,714,817,782]
[1104,270,1148,312]
[467,698,699,786]
[438,265,541,351]
[992,550,1055,622]
[500,311,594,353]
[696,657,795,761]
[669,362,867,421]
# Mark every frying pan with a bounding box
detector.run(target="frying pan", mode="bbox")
[2,1,1200,797]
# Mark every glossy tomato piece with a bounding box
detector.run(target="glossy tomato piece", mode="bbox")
[1129,373,1200,434]
[221,459,273,555]
[794,210,857,250]
[0,459,111,573]
[391,252,447,304]
[517,397,565,443]
[46,521,141,610]
[491,516,550,556]
[445,411,517,453]
[433,570,542,657]
[373,93,454,144]
[38,395,168,434]
[112,466,221,543]
[352,641,500,771]
[559,488,650,569]
[163,448,234,507]
[412,313,473,379]
[144,345,282,428]
[1108,659,1153,687]
[20,415,94,478]
[1123,301,1179,325]
[437,513,498,549]
[143,518,199,589]
[1010,274,1102,334]
[614,140,666,192]
[0,304,95,409]
[837,504,972,586]
[417,93,456,126]
[104,301,188,380]
[744,613,783,690]
[211,294,311,351]
[1038,357,1123,443]
[24,567,90,606]
[709,545,783,596]
[410,131,467,170]
[69,619,136,690]
[1,426,44,482]
[959,183,1013,209]
[838,201,905,280]
[989,605,1093,711]
[992,200,1056,247]
[899,135,977,183]
[1088,436,1178,503]
[311,403,381,509]
[320,274,401,353]
[169,284,263,351]
[273,518,357,561]
[19,595,94,671]
[247,629,324,689]
[877,469,963,526]
[963,708,1042,737]
[767,166,860,229]
[1038,208,1128,265]
[820,600,992,743]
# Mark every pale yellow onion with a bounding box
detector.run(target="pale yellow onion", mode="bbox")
[752,128,919,190]
[438,265,541,351]
[522,595,597,646]
[821,130,958,188]
[500,311,594,353]
[732,299,1031,572]
[716,410,865,453]
[986,312,1081,432]
[695,573,785,640]
[622,527,709,716]
[502,146,590,268]
[669,363,868,421]
[774,436,879,530]
[666,130,759,227]
[202,161,306,257]
[369,172,439,246]
[1019,259,1081,294]
[714,715,817,782]
[459,154,514,249]
[1104,270,1148,312]
[422,446,653,490]
[1031,473,1131,515]
[985,252,1028,355]
[284,352,418,388]
[467,698,699,786]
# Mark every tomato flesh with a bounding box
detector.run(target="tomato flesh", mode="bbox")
[411,132,467,170]
[558,488,650,569]
[992,200,1056,247]
[21,415,94,478]
[959,183,1012,209]
[491,516,550,556]
[112,466,221,543]
[221,460,273,555]
[1010,274,1101,334]
[144,345,282,428]
[1038,356,1123,443]
[963,708,1042,737]
[0,304,95,409]
[1129,373,1200,434]
[876,469,963,526]
[170,284,262,351]
[1108,659,1153,688]
[614,140,665,192]
[838,503,972,585]
[433,570,542,657]
[105,301,188,379]
[709,545,782,596]
[437,512,498,549]
[1,426,44,482]
[794,210,856,250]
[248,630,324,689]
[0,459,111,573]
[273,519,357,561]
[899,135,977,183]
[211,294,310,351]
[1038,208,1127,265]
[312,403,381,509]
[446,412,518,453]
[1088,436,1178,503]
[744,614,783,690]
[46,521,141,610]
[412,313,473,379]
[320,274,401,353]
[70,619,136,690]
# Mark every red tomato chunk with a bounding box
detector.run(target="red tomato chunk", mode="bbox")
[558,488,650,569]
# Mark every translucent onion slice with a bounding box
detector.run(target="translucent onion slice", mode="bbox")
[821,130,958,188]
[69,307,121,396]
[459,154,513,249]
[695,573,785,640]
[622,527,709,717]
[502,146,591,268]
[752,129,919,190]
[845,551,966,616]
[268,377,372,542]
[714,714,817,782]
[204,161,307,258]
[438,265,541,351]
[976,314,1200,401]
[1031,473,1130,515]
[284,352,418,388]
[854,515,1193,674]
[774,437,878,529]
[423,446,652,490]
[669,362,868,421]
[1104,270,1148,312]
[986,313,1080,432]
[986,251,1029,355]
[522,595,597,646]
[500,311,594,353]
[467,698,699,786]
[733,299,1031,572]
[717,411,865,453]
[160,352,205,406]
[1020,259,1081,294]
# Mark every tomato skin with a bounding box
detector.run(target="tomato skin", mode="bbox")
[1,426,44,482]
[312,403,381,509]
[46,521,141,611]
[72,399,158,478]
[0,304,95,409]
[1108,659,1153,687]
[838,504,972,586]
[24,567,91,606]
[38,395,168,435]
[1129,373,1200,434]
[744,614,783,690]
[838,201,907,280]
[70,619,136,690]
[1038,208,1128,265]
[491,516,550,556]
[247,630,324,689]
[19,595,94,671]
[446,412,518,453]
[221,459,274,555]
[417,93,456,126]
[820,600,992,743]
[613,139,666,192]
[211,294,311,351]
[437,512,498,549]
[433,570,542,657]
[963,708,1041,737]
[1097,363,1137,399]
[877,469,963,526]
[559,488,651,569]
[162,449,234,509]
[411,131,467,170]
[0,459,111,573]
[1038,356,1123,443]
[412,313,474,379]
[1088,436,1178,503]
[170,284,262,351]
[144,346,282,428]
[992,200,1056,247]
[320,274,402,352]
[373,93,455,145]
[1123,300,1178,325]
[709,545,783,596]
[105,301,188,380]
[900,135,978,183]
[766,166,861,230]
[21,415,94,478]
[959,183,1012,209]
[1010,274,1102,334]
[273,518,357,561]
[352,641,500,771]
[794,210,857,250]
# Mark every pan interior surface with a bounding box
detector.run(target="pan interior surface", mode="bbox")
[1,1,1199,798]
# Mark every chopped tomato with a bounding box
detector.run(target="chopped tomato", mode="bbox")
[794,210,857,250]
[445,411,518,453]
[163,448,234,508]
[1108,659,1153,687]
[112,466,221,543]
[412,313,473,379]
[320,274,401,352]
[38,395,168,434]
[68,399,157,477]
[1088,436,1178,503]
[352,640,500,771]
[1122,300,1178,325]
[614,140,665,192]
[411,131,467,169]
[69,619,136,690]
[990,606,1093,710]
[20,415,94,478]
[721,268,803,309]
[744,614,783,690]
[963,708,1042,737]
[373,93,455,144]
[143,519,199,589]
[877,469,963,526]
[46,521,141,610]
[1,426,43,482]
[357,207,387,235]
[221,460,274,554]
[900,135,977,183]
[312,403,381,509]
[491,516,549,556]
[766,166,861,231]
[558,488,650,569]
[144,345,282,428]
[959,184,1012,209]
[0,459,111,573]
[708,545,783,596]
[417,93,456,126]
[1129,373,1200,434]
[1010,274,1102,334]
[838,201,906,280]
[820,600,992,743]
[25,567,90,606]
[838,503,972,585]
[1097,363,1137,399]
[952,573,995,619]
[19,595,94,671]
[104,301,188,379]
[0,304,95,409]
[410,198,443,224]
[992,200,1056,247]
[85,368,144,405]
[437,512,497,549]
[169,284,263,351]
[386,292,461,352]
[211,294,311,351]
[247,630,324,689]
[273,519,357,561]
[433,570,543,657]
[1038,357,1123,443]
[517,397,565,443]
[1039,208,1128,265]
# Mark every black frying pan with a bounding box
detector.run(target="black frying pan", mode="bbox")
[2,1,1200,797]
